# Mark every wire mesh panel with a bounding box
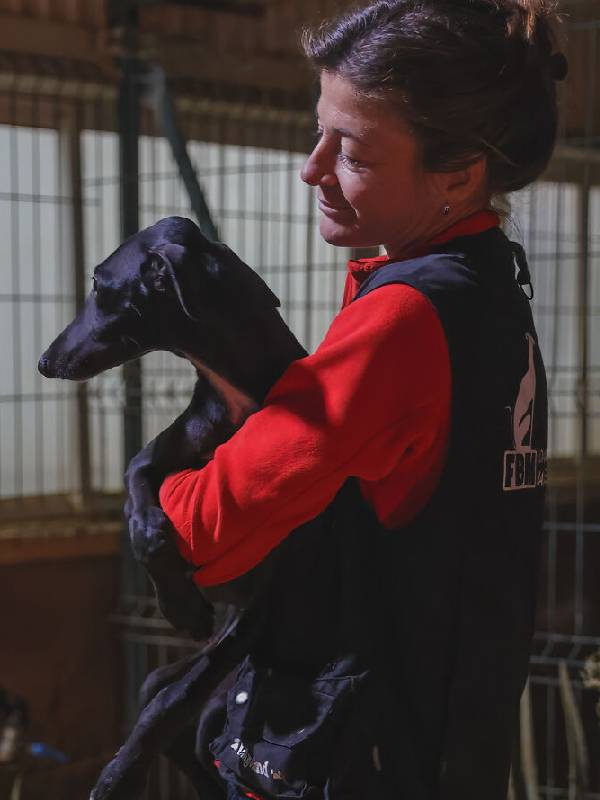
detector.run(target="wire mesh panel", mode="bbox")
[507,2,600,789]
[81,126,123,492]
[504,182,600,796]
[0,104,79,500]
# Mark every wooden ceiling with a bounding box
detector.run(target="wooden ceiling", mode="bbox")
[0,0,338,97]
[0,0,598,150]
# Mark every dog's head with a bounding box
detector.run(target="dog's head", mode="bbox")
[38,217,280,380]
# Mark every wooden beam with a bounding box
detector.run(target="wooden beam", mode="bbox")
[0,529,121,565]
[541,153,600,187]
[156,40,314,94]
[0,12,316,99]
[0,12,115,76]
[0,491,123,523]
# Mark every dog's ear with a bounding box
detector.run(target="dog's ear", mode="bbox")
[144,236,281,322]
[143,244,200,320]
[215,243,281,312]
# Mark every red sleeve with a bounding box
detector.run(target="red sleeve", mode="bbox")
[159,283,450,587]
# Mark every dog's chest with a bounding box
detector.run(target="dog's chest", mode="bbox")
[187,356,258,428]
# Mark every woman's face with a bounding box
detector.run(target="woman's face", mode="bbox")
[300,71,453,258]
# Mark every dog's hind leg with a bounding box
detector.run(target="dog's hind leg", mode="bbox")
[160,664,236,800]
[89,615,258,800]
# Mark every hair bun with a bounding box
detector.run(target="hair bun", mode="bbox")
[549,51,568,81]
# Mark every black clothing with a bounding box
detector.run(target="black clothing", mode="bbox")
[207,228,547,800]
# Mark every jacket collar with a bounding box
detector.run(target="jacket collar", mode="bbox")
[346,210,500,280]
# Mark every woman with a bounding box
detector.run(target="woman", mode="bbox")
[159,1,566,797]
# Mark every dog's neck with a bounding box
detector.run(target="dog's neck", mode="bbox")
[186,355,258,427]
[183,310,306,427]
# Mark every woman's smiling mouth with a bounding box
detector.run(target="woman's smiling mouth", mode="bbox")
[318,198,354,216]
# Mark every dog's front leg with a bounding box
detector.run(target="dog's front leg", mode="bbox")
[125,375,235,639]
[125,442,216,639]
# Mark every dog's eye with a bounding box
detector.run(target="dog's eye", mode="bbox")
[148,254,164,271]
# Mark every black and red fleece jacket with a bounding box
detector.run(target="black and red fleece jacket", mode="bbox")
[159,211,500,587]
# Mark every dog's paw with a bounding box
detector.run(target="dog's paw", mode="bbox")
[127,505,172,564]
[125,505,215,639]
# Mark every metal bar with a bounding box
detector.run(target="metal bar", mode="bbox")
[114,0,145,725]
[142,64,218,240]
[546,680,557,792]
[574,168,590,638]
[32,92,45,498]
[508,768,517,800]
[119,54,144,471]
[92,91,109,490]
[55,86,69,496]
[303,184,314,349]
[283,135,294,316]
[238,93,248,256]
[558,661,590,800]
[520,680,540,800]
[257,89,267,278]
[62,103,93,505]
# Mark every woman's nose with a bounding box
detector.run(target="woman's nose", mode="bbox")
[300,145,338,187]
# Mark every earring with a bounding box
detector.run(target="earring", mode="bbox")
[442,203,450,216]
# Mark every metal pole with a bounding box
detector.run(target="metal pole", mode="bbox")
[119,56,144,472]
[112,0,145,724]
[143,64,219,240]
[62,105,92,507]
[574,166,590,642]
[577,170,590,467]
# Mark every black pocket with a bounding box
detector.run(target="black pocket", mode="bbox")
[209,656,367,799]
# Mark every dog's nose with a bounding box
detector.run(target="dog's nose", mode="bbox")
[38,353,51,377]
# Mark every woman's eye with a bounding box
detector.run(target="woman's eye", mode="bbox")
[339,153,361,169]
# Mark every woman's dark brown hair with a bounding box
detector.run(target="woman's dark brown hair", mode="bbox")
[301,0,566,194]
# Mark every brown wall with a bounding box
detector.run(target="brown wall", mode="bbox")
[0,552,122,799]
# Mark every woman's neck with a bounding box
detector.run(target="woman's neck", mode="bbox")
[384,206,498,262]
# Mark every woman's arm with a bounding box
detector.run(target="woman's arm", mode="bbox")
[159,282,451,586]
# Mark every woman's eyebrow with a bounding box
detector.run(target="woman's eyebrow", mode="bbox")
[333,126,368,143]
[315,116,370,143]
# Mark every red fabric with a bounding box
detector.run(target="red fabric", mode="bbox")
[160,285,450,585]
[159,211,499,587]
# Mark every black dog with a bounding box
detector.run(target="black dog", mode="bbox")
[39,216,306,632]
[39,217,310,798]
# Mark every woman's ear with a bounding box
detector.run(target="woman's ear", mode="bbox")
[443,156,488,205]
